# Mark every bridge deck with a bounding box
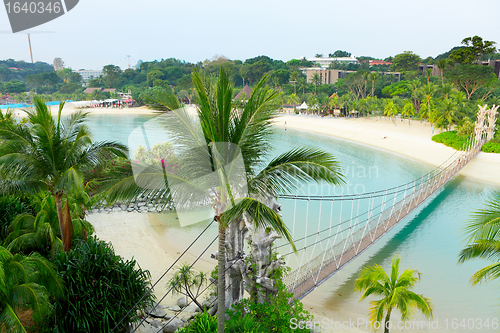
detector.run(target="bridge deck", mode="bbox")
[286,143,482,300]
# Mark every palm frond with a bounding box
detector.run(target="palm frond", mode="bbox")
[220,197,295,250]
[249,146,345,197]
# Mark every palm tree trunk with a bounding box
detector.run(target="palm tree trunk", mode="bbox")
[384,308,392,333]
[217,222,226,333]
[55,194,66,250]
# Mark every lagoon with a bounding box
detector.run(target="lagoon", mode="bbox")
[85,113,500,332]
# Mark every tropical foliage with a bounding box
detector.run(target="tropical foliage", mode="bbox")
[49,237,155,332]
[458,192,500,284]
[0,246,64,333]
[0,96,127,251]
[354,257,433,333]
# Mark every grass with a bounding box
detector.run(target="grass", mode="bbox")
[432,130,500,153]
[432,131,469,151]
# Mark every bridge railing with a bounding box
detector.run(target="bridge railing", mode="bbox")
[282,136,484,299]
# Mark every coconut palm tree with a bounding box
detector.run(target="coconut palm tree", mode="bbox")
[435,59,447,85]
[0,96,127,252]
[369,72,380,97]
[290,71,299,94]
[402,100,415,127]
[431,98,458,131]
[384,100,399,125]
[104,67,345,333]
[287,93,299,114]
[4,191,94,257]
[458,192,500,285]
[420,82,437,120]
[354,257,433,333]
[0,246,64,332]
[311,73,321,95]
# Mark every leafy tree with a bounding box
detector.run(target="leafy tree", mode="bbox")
[447,64,497,99]
[458,193,500,284]
[0,96,127,252]
[102,64,124,88]
[391,51,421,72]
[449,36,497,65]
[0,246,63,332]
[354,257,433,333]
[330,50,351,58]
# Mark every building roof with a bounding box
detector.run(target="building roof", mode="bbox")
[234,85,253,100]
[103,88,117,92]
[83,87,103,94]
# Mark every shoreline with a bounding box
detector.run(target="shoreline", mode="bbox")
[58,107,498,332]
[275,114,500,187]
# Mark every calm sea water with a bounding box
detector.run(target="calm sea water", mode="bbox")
[85,113,500,332]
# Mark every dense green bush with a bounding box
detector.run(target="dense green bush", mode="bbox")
[49,237,154,332]
[177,312,218,333]
[0,194,36,242]
[432,131,469,150]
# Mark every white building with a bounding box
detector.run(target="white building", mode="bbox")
[75,69,103,85]
[305,56,358,69]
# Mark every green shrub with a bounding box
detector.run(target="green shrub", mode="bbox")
[432,131,469,150]
[482,141,500,153]
[178,312,218,333]
[457,117,475,137]
[49,237,155,333]
[0,194,36,243]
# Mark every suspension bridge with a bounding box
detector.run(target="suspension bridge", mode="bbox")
[276,105,497,299]
[120,105,497,333]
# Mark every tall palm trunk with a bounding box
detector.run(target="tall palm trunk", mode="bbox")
[55,194,66,250]
[218,222,226,333]
[384,308,392,333]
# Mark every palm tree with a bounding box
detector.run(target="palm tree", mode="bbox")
[298,77,308,95]
[287,93,299,114]
[0,96,127,252]
[106,67,345,333]
[384,100,399,125]
[402,100,415,127]
[4,191,94,257]
[369,72,380,97]
[0,246,64,332]
[432,98,458,131]
[311,73,321,95]
[458,192,500,284]
[436,59,447,85]
[421,82,437,120]
[289,71,299,94]
[354,257,433,333]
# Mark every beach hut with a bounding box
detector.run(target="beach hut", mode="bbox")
[234,85,253,101]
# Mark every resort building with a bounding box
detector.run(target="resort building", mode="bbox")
[305,56,359,69]
[75,69,103,85]
[303,68,401,84]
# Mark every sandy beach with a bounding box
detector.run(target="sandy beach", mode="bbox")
[79,110,498,331]
[275,114,500,186]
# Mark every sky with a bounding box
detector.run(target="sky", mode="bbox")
[1,0,500,70]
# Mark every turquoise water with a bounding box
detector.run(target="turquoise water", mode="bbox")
[85,114,500,332]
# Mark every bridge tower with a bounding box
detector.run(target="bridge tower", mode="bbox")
[486,105,498,141]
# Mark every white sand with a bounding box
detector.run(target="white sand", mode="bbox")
[276,114,500,186]
[77,110,499,330]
